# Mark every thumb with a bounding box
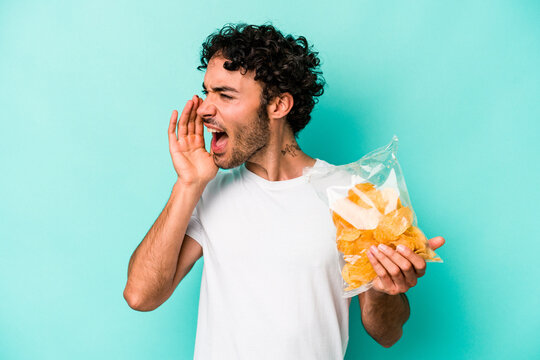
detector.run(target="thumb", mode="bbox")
[428,236,446,250]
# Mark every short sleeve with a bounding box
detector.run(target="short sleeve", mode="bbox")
[185,202,208,247]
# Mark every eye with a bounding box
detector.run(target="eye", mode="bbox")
[201,90,208,96]
[220,94,232,100]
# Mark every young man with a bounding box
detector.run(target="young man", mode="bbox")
[123,24,445,359]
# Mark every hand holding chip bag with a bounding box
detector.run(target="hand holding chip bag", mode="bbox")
[304,136,442,298]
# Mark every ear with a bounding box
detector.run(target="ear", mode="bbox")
[267,92,294,120]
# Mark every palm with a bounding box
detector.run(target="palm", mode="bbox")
[168,95,218,187]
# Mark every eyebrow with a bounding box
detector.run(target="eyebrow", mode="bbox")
[202,82,239,93]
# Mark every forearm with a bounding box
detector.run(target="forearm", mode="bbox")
[361,288,410,347]
[124,182,203,309]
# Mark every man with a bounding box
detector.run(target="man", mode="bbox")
[123,23,445,359]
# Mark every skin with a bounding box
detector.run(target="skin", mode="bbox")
[169,54,446,347]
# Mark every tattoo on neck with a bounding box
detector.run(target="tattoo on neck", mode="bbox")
[281,144,301,157]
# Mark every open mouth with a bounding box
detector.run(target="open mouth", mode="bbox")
[205,124,229,154]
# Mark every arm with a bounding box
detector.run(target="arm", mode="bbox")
[123,182,203,311]
[359,237,446,347]
[359,289,410,347]
[123,95,217,311]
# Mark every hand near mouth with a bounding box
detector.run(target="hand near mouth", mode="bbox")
[168,95,218,189]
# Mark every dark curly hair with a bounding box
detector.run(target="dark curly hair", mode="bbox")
[197,23,325,137]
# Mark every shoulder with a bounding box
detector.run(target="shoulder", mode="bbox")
[314,158,335,167]
[305,158,354,201]
[200,166,244,198]
[306,158,348,182]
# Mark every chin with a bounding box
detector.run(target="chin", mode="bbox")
[212,153,240,170]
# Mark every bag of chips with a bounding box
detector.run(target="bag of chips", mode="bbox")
[304,136,442,298]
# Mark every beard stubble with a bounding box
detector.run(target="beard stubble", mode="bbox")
[213,102,270,169]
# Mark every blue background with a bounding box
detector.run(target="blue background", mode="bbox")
[1,0,539,359]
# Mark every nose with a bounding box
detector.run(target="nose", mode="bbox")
[196,97,217,120]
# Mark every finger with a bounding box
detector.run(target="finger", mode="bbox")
[428,236,446,250]
[194,96,204,137]
[367,247,395,290]
[378,244,418,287]
[168,110,179,142]
[178,99,193,137]
[187,95,197,135]
[396,244,426,277]
[370,245,405,284]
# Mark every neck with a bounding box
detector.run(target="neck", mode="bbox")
[245,122,316,181]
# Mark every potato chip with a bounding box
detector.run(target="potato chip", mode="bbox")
[347,189,372,209]
[343,254,363,264]
[373,206,413,243]
[332,211,352,229]
[355,230,378,249]
[337,227,362,241]
[337,239,359,255]
[388,226,441,262]
[403,226,427,242]
[354,182,376,193]
[380,188,399,214]
[365,188,386,214]
[349,183,386,213]
[331,198,382,230]
[342,257,377,283]
[337,231,378,256]
[389,234,417,252]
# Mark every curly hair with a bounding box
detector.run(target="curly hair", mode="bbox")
[198,23,325,137]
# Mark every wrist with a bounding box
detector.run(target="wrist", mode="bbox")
[366,287,390,300]
[366,287,407,304]
[173,179,206,194]
[171,180,206,207]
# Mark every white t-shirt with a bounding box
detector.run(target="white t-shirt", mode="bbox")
[186,159,352,360]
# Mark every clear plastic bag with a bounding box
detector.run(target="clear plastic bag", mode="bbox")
[304,136,442,298]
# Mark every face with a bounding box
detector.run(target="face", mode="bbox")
[197,55,270,169]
